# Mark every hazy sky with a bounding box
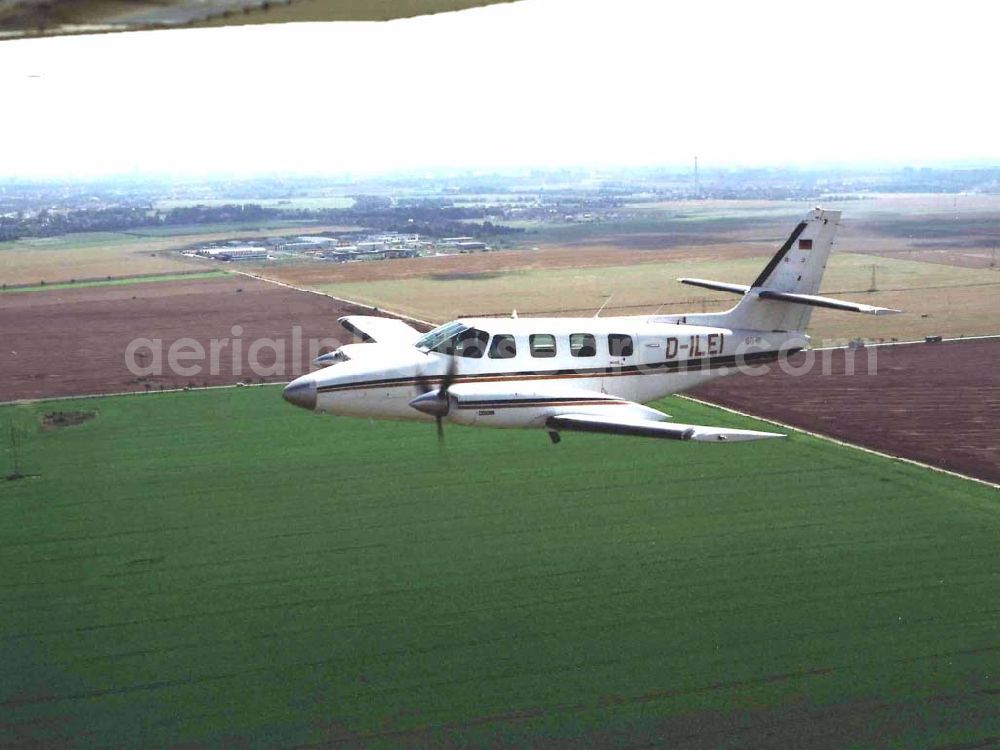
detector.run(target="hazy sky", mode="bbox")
[1,0,998,178]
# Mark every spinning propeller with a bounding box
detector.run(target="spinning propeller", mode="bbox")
[409,356,459,442]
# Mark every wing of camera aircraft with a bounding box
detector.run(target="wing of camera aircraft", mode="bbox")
[0,0,518,40]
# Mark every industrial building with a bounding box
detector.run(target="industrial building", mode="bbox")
[195,246,269,261]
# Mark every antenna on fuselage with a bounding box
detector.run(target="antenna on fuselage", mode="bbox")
[511,309,518,319]
[594,295,613,318]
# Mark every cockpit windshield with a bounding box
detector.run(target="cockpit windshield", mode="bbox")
[414,322,490,358]
[415,322,468,352]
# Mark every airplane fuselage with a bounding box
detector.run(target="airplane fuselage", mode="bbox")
[305,316,806,429]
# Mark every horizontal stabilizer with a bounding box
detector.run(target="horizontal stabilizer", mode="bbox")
[546,414,784,443]
[678,278,750,295]
[756,290,901,315]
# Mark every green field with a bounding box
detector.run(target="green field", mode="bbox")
[0,232,144,252]
[0,224,356,286]
[1,388,997,747]
[1,270,228,293]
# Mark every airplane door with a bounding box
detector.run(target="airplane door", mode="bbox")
[603,331,638,399]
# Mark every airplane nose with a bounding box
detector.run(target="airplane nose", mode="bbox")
[282,375,317,411]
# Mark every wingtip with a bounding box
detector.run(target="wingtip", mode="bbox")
[689,428,787,442]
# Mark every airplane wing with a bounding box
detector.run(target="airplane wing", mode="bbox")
[338,316,422,345]
[445,382,784,443]
[546,413,785,442]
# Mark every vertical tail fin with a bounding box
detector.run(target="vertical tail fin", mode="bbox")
[676,208,856,333]
[677,208,896,333]
[750,208,841,295]
[731,207,842,331]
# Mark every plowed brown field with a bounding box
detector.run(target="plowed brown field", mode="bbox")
[691,338,1000,484]
[1,275,381,401]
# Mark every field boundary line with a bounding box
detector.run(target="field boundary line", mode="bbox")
[0,268,226,292]
[679,395,999,490]
[230,270,437,329]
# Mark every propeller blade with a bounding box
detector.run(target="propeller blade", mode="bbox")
[414,369,432,395]
[440,356,459,395]
[436,415,444,443]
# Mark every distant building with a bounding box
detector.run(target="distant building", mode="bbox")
[370,232,419,245]
[384,247,419,259]
[276,236,336,253]
[198,246,268,261]
[439,236,476,247]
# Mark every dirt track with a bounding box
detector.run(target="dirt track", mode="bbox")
[691,338,1000,484]
[1,276,382,401]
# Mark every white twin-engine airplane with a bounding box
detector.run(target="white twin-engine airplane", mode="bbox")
[283,208,898,444]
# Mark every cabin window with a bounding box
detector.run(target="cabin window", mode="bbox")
[489,334,517,359]
[608,333,634,357]
[529,334,557,358]
[570,333,597,357]
[429,327,489,358]
[453,328,489,358]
